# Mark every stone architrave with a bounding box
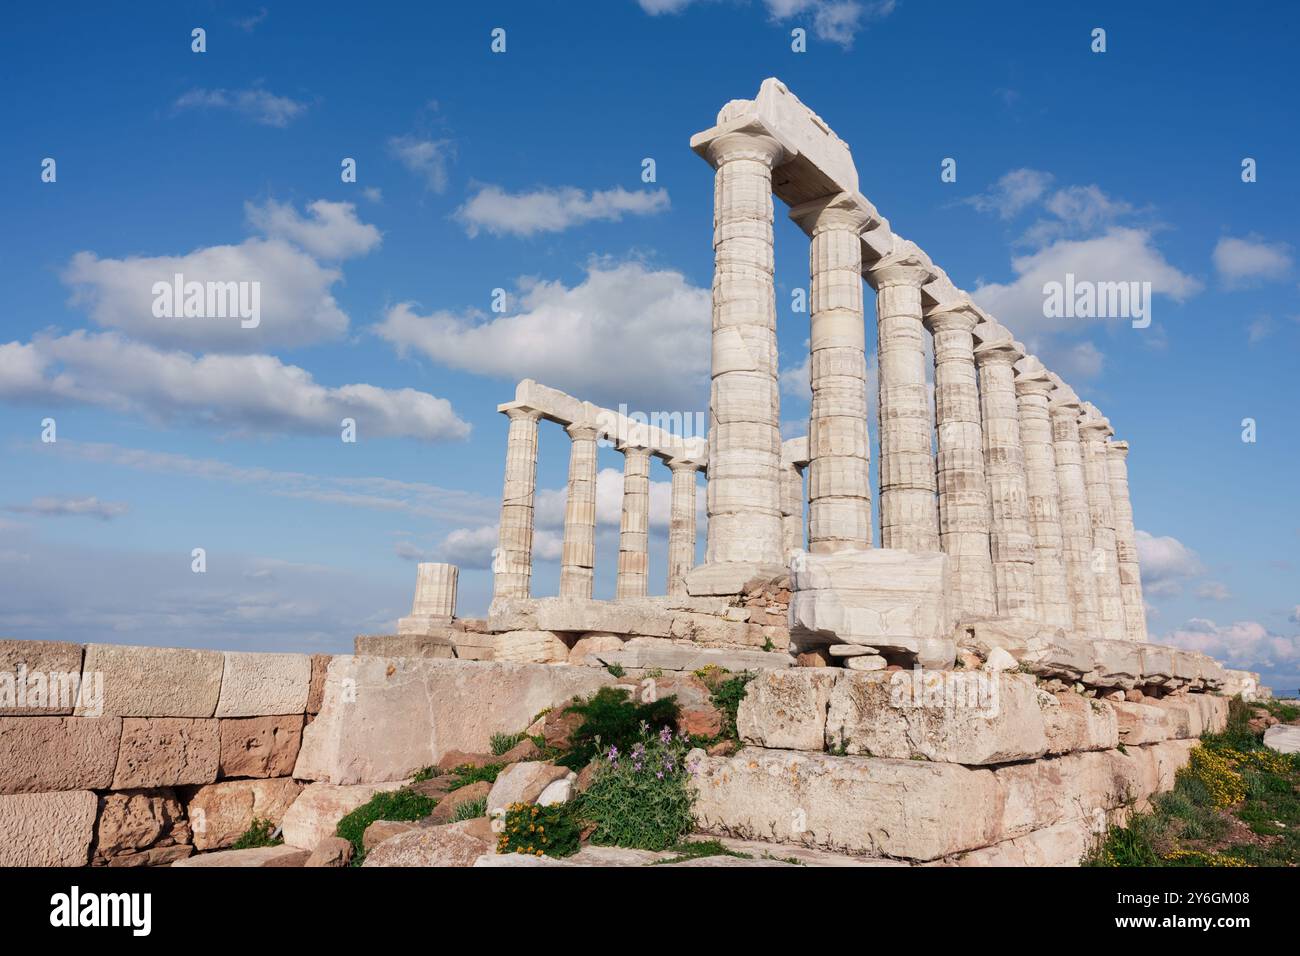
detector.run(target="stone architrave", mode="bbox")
[492,405,542,603]
[924,303,995,619]
[559,423,599,599]
[1107,440,1148,642]
[972,325,1036,619]
[865,248,940,553]
[790,192,876,553]
[1079,404,1125,642]
[1014,357,1072,629]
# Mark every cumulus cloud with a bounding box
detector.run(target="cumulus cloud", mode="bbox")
[388,135,454,193]
[455,185,669,238]
[5,496,129,521]
[62,199,382,352]
[173,87,307,127]
[636,0,894,46]
[0,332,470,440]
[377,260,711,411]
[963,169,1055,220]
[1195,580,1232,601]
[1162,618,1300,676]
[1212,235,1293,287]
[1135,529,1205,598]
[244,199,381,260]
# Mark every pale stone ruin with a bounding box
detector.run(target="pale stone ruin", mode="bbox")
[0,78,1274,868]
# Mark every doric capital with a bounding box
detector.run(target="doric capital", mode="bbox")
[1106,440,1130,459]
[667,456,704,474]
[699,126,788,169]
[789,191,879,236]
[499,403,543,424]
[922,300,979,335]
[1078,403,1114,437]
[971,319,1014,349]
[1013,366,1054,397]
[973,339,1020,367]
[863,240,935,290]
[564,422,599,442]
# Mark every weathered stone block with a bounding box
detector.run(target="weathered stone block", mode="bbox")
[294,657,614,785]
[597,637,791,673]
[172,845,310,867]
[356,632,455,658]
[362,818,494,867]
[112,717,219,789]
[1085,640,1144,690]
[1110,701,1175,745]
[281,781,405,849]
[215,652,311,718]
[91,788,190,865]
[307,654,331,715]
[186,777,304,850]
[218,715,304,778]
[825,670,1049,765]
[0,790,97,866]
[0,639,84,715]
[77,644,224,718]
[485,761,571,814]
[737,669,837,751]
[0,716,122,794]
[1040,693,1119,755]
[492,631,570,664]
[690,749,1002,862]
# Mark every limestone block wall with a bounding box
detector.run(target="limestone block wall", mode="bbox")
[0,639,328,867]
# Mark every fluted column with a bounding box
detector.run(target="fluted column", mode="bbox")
[1047,379,1101,636]
[1014,358,1072,629]
[972,327,1036,619]
[667,459,699,596]
[492,405,542,603]
[616,444,651,599]
[924,303,995,619]
[1107,440,1148,642]
[791,193,874,553]
[1079,404,1125,641]
[559,422,598,599]
[865,252,939,552]
[697,130,787,570]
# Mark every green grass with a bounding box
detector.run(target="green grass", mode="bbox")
[652,839,752,865]
[334,789,437,865]
[231,817,282,850]
[445,762,505,790]
[409,765,439,783]
[490,731,526,756]
[451,796,488,822]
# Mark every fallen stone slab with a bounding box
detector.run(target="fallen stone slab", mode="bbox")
[824,670,1050,765]
[0,790,97,866]
[173,845,310,867]
[215,651,311,718]
[737,668,837,752]
[0,716,122,794]
[218,714,304,779]
[77,644,224,718]
[1264,724,1300,754]
[362,818,493,867]
[112,717,220,789]
[0,639,85,714]
[281,781,405,849]
[294,657,613,785]
[690,749,1002,862]
[185,778,303,851]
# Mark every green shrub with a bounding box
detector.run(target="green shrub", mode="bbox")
[652,839,751,865]
[409,766,439,783]
[452,796,488,822]
[707,671,756,741]
[556,687,679,771]
[490,731,526,756]
[446,763,505,790]
[496,802,581,858]
[231,817,282,850]
[335,789,437,864]
[577,722,697,851]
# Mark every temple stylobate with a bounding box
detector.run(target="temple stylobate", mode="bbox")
[479,77,1148,665]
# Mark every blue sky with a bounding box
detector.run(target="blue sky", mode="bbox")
[2,1,1297,692]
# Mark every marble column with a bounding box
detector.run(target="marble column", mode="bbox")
[616,443,651,599]
[492,405,542,603]
[924,303,995,619]
[1079,404,1125,641]
[1107,440,1148,642]
[559,422,598,599]
[780,460,805,557]
[667,459,699,596]
[697,130,787,571]
[791,193,874,553]
[399,562,458,634]
[972,327,1036,619]
[1047,379,1101,636]
[1013,358,1072,629]
[865,251,939,552]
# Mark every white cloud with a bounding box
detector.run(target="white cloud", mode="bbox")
[234,7,268,31]
[1135,529,1205,599]
[244,199,381,260]
[5,496,129,521]
[435,524,563,570]
[173,87,307,127]
[1195,581,1232,601]
[963,168,1054,220]
[1212,235,1293,286]
[637,0,895,47]
[388,135,454,193]
[1162,618,1300,675]
[0,331,470,441]
[455,185,669,238]
[377,260,711,411]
